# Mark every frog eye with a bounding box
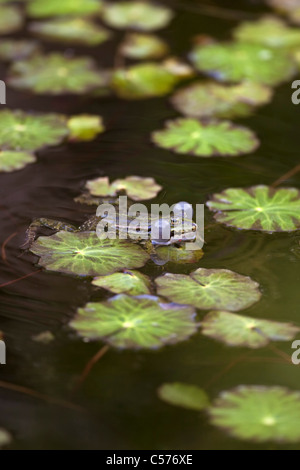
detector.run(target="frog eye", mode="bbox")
[152,218,171,241]
[173,201,193,217]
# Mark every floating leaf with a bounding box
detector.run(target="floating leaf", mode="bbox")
[86,176,162,201]
[0,150,36,172]
[27,0,102,18]
[0,6,23,34]
[92,270,151,295]
[0,110,68,151]
[209,386,300,443]
[29,18,112,46]
[8,53,106,95]
[0,40,40,61]
[190,41,296,86]
[158,383,210,411]
[201,311,300,348]
[101,1,173,31]
[70,294,197,349]
[207,185,300,232]
[30,231,149,276]
[267,0,300,25]
[156,245,204,264]
[171,81,273,119]
[0,428,12,448]
[155,268,261,312]
[120,33,168,59]
[67,115,105,142]
[151,118,259,157]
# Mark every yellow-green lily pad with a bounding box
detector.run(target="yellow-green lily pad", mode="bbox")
[158,383,210,411]
[67,115,105,142]
[0,40,40,61]
[0,6,23,34]
[0,150,36,172]
[156,245,204,264]
[85,176,162,201]
[120,33,168,59]
[92,270,151,295]
[27,0,102,18]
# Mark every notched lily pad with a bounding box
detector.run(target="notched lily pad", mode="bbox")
[86,176,162,201]
[207,185,300,232]
[120,33,168,59]
[30,231,150,276]
[158,383,210,411]
[67,115,105,142]
[101,1,173,31]
[156,245,204,264]
[0,40,40,61]
[0,110,68,151]
[209,386,300,443]
[155,268,261,312]
[92,270,151,295]
[151,118,259,157]
[190,41,296,86]
[201,311,300,348]
[0,6,23,34]
[171,81,273,119]
[27,0,102,18]
[29,18,112,46]
[0,150,36,172]
[70,294,197,349]
[8,53,106,95]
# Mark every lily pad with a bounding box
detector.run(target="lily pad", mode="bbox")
[201,311,300,348]
[101,1,173,31]
[0,6,23,34]
[0,40,40,61]
[8,53,106,95]
[0,428,12,448]
[30,231,150,276]
[267,0,300,25]
[27,0,102,18]
[120,33,168,59]
[209,386,300,443]
[67,115,105,142]
[92,270,151,295]
[86,176,162,201]
[29,18,112,46]
[170,81,273,119]
[158,383,210,411]
[155,268,261,312]
[190,41,296,86]
[70,294,197,349]
[151,118,259,157]
[0,110,68,151]
[0,150,36,172]
[156,245,204,264]
[207,185,300,232]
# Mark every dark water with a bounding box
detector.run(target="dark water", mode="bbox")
[0,0,300,449]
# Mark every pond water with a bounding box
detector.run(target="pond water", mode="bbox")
[0,0,300,449]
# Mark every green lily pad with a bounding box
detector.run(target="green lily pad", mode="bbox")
[0,428,12,448]
[207,185,300,232]
[0,150,36,172]
[29,18,112,46]
[30,231,150,276]
[86,176,162,201]
[0,40,40,61]
[8,53,106,95]
[158,383,210,411]
[27,0,102,18]
[151,118,259,157]
[201,311,300,348]
[156,245,204,264]
[67,115,105,142]
[92,270,151,295]
[0,6,23,34]
[101,1,173,31]
[170,81,273,119]
[190,41,296,86]
[70,294,197,349]
[0,110,68,151]
[233,16,300,49]
[120,33,168,59]
[267,0,300,25]
[155,268,261,312]
[209,386,300,443]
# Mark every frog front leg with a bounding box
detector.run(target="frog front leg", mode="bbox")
[22,218,77,249]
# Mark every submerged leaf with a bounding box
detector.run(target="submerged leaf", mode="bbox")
[0,428,12,448]
[32,331,55,344]
[190,41,296,86]
[0,150,36,172]
[86,176,162,201]
[8,53,106,95]
[207,185,300,232]
[171,81,273,119]
[30,232,150,276]
[0,110,68,151]
[0,40,40,61]
[70,294,197,349]
[27,0,102,18]
[201,311,300,348]
[101,1,173,31]
[156,245,204,264]
[155,268,261,311]
[92,270,151,295]
[120,33,168,59]
[67,115,105,142]
[152,118,259,157]
[209,386,300,443]
[0,6,23,34]
[158,383,210,411]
